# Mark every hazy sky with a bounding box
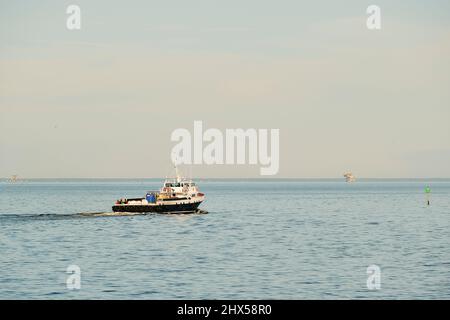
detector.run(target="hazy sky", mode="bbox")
[1,0,449,178]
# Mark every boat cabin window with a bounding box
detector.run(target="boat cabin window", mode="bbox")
[165,183,177,187]
[165,182,189,188]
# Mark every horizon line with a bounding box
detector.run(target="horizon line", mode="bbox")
[2,177,450,180]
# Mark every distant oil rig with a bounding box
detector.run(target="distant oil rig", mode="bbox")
[343,172,356,183]
[8,175,19,183]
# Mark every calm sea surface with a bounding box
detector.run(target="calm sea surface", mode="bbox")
[0,179,449,299]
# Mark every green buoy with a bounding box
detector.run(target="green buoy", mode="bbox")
[425,186,431,205]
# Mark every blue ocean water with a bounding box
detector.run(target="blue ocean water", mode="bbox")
[0,179,449,299]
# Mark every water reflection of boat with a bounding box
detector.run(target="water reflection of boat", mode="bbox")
[112,166,205,214]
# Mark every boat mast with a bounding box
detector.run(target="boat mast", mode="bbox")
[174,164,181,183]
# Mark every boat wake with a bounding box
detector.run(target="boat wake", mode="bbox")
[0,209,208,221]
